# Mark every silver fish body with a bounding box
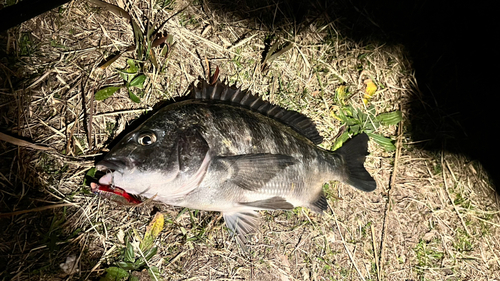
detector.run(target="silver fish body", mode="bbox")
[97,79,376,243]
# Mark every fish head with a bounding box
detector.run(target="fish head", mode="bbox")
[96,120,183,198]
[96,112,211,202]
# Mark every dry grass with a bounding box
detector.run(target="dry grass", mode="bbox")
[0,0,499,280]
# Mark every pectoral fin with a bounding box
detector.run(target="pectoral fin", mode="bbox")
[239,196,294,210]
[223,212,259,246]
[216,154,298,191]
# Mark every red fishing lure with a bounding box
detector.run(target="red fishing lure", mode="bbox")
[90,182,142,205]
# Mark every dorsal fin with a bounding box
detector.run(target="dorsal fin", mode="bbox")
[189,79,323,144]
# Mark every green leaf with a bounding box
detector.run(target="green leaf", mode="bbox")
[363,120,377,132]
[343,106,354,116]
[144,246,158,262]
[95,86,121,101]
[130,74,146,89]
[332,131,351,151]
[352,107,360,119]
[134,246,157,268]
[376,111,402,125]
[83,167,96,186]
[367,133,396,152]
[116,261,137,271]
[118,70,134,83]
[128,88,141,103]
[124,241,135,262]
[345,117,359,126]
[131,19,144,59]
[161,34,176,57]
[349,125,360,134]
[126,59,139,73]
[116,60,140,83]
[140,213,164,252]
[99,267,129,281]
[148,266,163,281]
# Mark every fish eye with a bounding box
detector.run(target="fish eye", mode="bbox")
[137,131,157,146]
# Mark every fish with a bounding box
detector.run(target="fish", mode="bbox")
[96,78,376,244]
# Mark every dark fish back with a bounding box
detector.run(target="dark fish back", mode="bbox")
[189,79,323,145]
[185,101,320,162]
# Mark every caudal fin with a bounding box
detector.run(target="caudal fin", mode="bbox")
[336,133,377,192]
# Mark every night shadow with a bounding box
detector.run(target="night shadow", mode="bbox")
[0,146,92,278]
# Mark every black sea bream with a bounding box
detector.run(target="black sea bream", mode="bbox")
[96,79,376,244]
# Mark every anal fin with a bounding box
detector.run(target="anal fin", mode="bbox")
[223,212,259,247]
[309,192,328,214]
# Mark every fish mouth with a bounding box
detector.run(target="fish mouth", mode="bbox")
[93,158,142,204]
[96,158,129,173]
[96,158,132,186]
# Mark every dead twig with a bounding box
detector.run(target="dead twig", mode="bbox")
[371,223,380,281]
[378,118,403,280]
[0,203,77,218]
[0,131,56,152]
[330,207,366,281]
[0,131,97,162]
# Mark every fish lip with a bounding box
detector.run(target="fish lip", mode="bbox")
[96,158,130,173]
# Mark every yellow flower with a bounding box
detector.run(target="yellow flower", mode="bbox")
[363,79,377,104]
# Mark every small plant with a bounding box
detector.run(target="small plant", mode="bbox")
[89,0,176,103]
[95,59,147,103]
[100,213,165,281]
[414,239,444,276]
[454,229,473,252]
[19,32,36,56]
[331,84,402,152]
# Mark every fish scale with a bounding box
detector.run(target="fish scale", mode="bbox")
[96,78,376,246]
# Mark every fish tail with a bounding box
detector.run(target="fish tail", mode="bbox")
[336,133,377,192]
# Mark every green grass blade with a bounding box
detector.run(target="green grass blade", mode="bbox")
[130,74,146,89]
[128,89,141,103]
[367,133,396,152]
[376,111,402,125]
[124,241,135,262]
[116,261,137,271]
[95,86,121,100]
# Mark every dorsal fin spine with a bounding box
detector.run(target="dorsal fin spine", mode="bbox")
[210,83,217,99]
[273,109,286,119]
[201,81,208,99]
[257,103,270,112]
[230,89,242,103]
[221,86,230,101]
[240,93,250,105]
[266,105,280,116]
[249,98,260,108]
